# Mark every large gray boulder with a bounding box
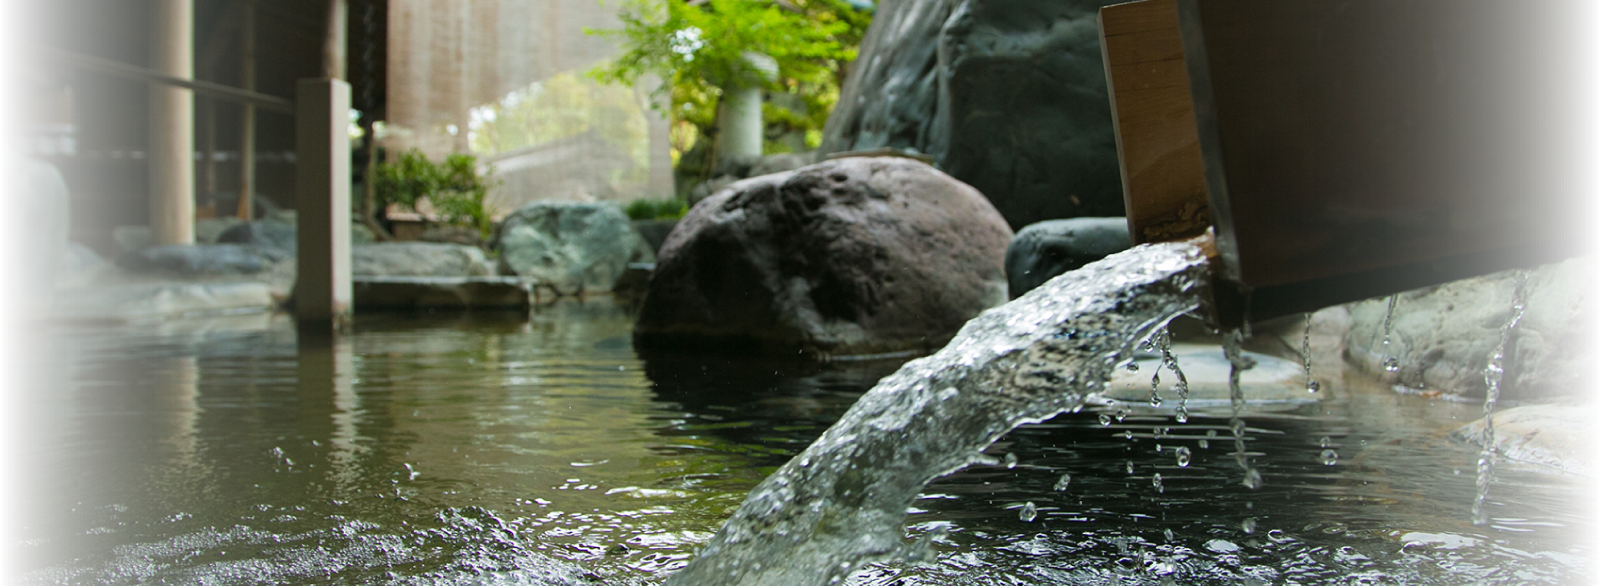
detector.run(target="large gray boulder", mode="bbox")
[351,242,495,277]
[491,201,655,294]
[820,0,1123,230]
[635,157,1014,357]
[2,144,69,323]
[1005,217,1130,298]
[1344,256,1596,399]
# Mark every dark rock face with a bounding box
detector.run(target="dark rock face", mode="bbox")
[820,0,1123,229]
[118,244,288,276]
[1005,217,1130,298]
[1344,256,1595,400]
[217,220,297,253]
[1,144,70,323]
[636,157,1013,356]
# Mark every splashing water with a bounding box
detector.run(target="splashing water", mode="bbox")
[662,241,1210,586]
[1473,270,1530,526]
[1154,327,1193,421]
[1381,295,1401,373]
[1223,331,1261,489]
[1301,313,1319,393]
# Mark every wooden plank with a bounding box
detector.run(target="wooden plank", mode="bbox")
[1099,0,1209,245]
[1178,0,1585,324]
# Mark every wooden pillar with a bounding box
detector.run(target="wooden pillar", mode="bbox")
[294,79,353,334]
[236,0,256,220]
[324,0,348,80]
[149,0,195,245]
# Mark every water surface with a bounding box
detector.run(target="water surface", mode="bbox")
[15,300,1588,584]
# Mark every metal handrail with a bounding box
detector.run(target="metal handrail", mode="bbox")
[0,35,292,113]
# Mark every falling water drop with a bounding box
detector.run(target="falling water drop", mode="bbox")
[1155,328,1192,423]
[1380,295,1400,373]
[1319,436,1333,448]
[1320,449,1339,466]
[1054,473,1072,491]
[1123,429,1134,440]
[1200,429,1215,450]
[1175,446,1192,467]
[1474,270,1530,526]
[1003,452,1019,469]
[1126,460,1135,475]
[1127,361,1140,372]
[1099,413,1113,426]
[1242,517,1257,534]
[1163,528,1175,542]
[1230,418,1247,438]
[1243,468,1263,490]
[1019,501,1038,522]
[1152,473,1164,493]
[1115,408,1128,423]
[1301,313,1318,393]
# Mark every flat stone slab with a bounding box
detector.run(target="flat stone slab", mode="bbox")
[1456,403,1595,477]
[353,276,532,311]
[54,281,275,323]
[1093,343,1319,412]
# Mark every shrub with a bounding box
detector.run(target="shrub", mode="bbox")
[374,150,497,240]
[625,197,689,221]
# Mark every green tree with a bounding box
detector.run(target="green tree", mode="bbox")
[374,150,498,241]
[588,0,870,173]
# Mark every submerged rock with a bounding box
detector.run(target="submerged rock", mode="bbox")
[1005,217,1130,298]
[352,242,495,277]
[2,144,69,323]
[636,157,1013,357]
[820,0,1124,229]
[1344,256,1595,399]
[1456,404,1595,476]
[492,201,655,294]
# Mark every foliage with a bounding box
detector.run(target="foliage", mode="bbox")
[374,150,498,240]
[625,197,689,220]
[588,0,871,165]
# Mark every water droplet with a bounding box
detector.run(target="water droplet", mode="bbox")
[1267,529,1290,544]
[1175,447,1192,467]
[1127,361,1140,372]
[1099,413,1112,426]
[1019,501,1038,522]
[1198,438,1209,449]
[1174,408,1189,423]
[1320,449,1338,466]
[1230,419,1247,437]
[1163,528,1175,542]
[1152,473,1164,493]
[1003,452,1019,469]
[1115,409,1128,422]
[1243,468,1262,489]
[1123,429,1134,440]
[1242,517,1257,534]
[1383,357,1400,373]
[1319,436,1333,448]
[1306,380,1321,393]
[1149,393,1162,407]
[1126,460,1135,475]
[1054,473,1072,491]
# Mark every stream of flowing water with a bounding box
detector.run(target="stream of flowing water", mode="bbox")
[663,241,1211,586]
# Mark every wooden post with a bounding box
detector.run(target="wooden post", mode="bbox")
[148,0,195,245]
[236,0,256,220]
[324,0,348,80]
[294,79,353,334]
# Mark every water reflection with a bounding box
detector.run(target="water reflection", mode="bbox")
[18,301,1590,585]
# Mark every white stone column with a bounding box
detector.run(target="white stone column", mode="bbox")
[148,0,194,245]
[718,52,779,163]
[294,79,353,333]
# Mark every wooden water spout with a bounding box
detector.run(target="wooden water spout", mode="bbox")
[1101,0,1592,327]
